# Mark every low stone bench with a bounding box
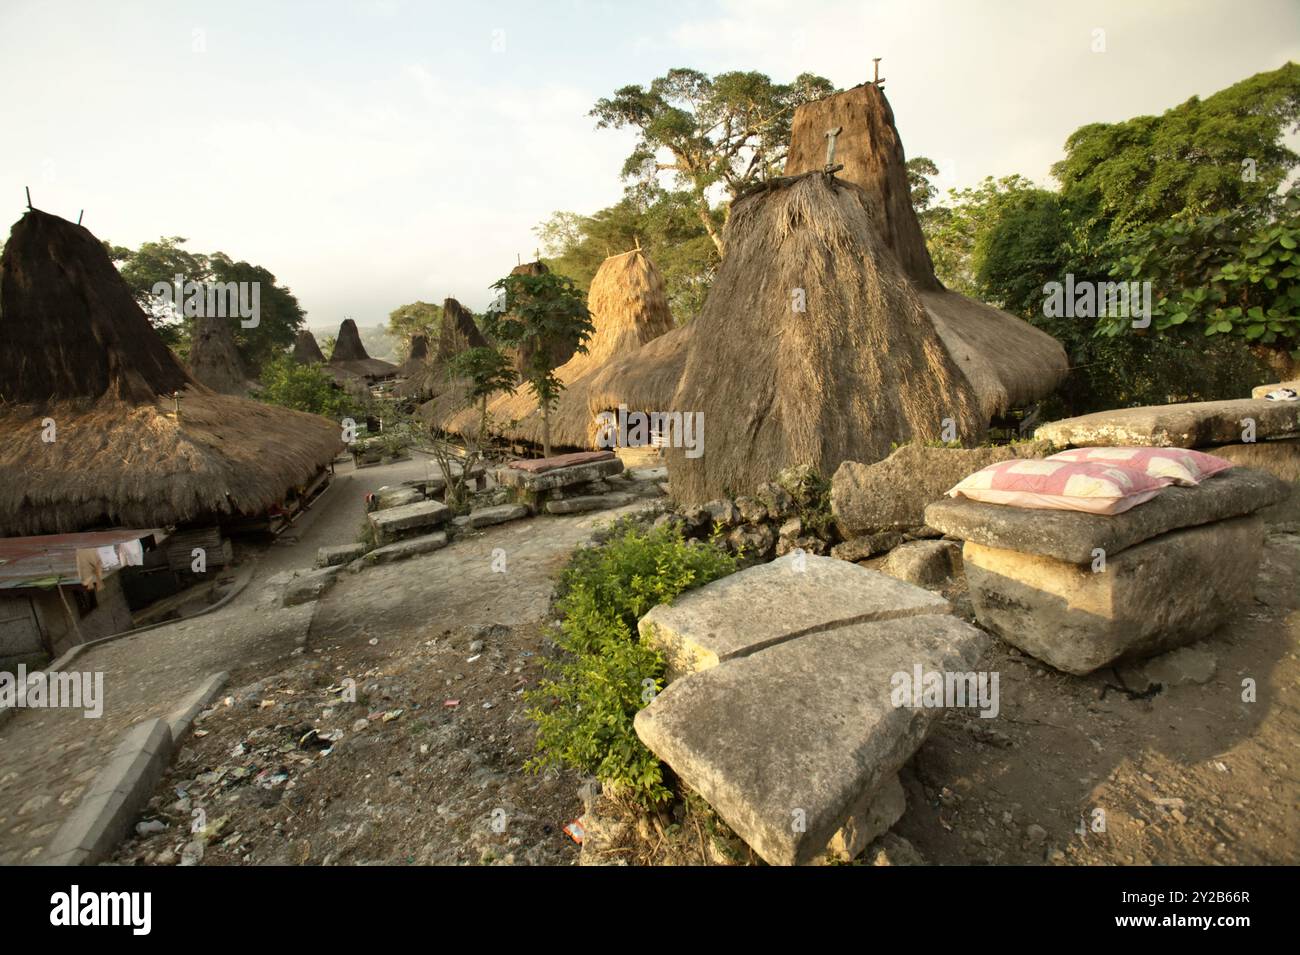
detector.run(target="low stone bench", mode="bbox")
[633,553,987,865]
[1035,398,1300,449]
[925,467,1290,675]
[368,499,450,545]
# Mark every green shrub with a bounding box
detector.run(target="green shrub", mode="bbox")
[525,518,738,805]
[257,354,352,418]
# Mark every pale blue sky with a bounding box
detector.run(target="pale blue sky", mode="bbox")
[1,0,1296,325]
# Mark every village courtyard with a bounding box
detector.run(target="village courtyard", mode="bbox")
[0,2,1297,900]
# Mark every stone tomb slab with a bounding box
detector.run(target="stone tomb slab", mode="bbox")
[634,615,988,866]
[368,499,451,544]
[506,450,617,473]
[638,553,949,678]
[962,515,1263,675]
[923,467,1288,565]
[1034,398,1300,449]
[494,457,624,492]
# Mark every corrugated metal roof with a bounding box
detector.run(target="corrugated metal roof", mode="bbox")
[0,529,167,590]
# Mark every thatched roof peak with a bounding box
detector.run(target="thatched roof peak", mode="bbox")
[188,314,247,395]
[292,329,326,364]
[0,208,193,404]
[436,297,488,362]
[330,318,371,362]
[785,83,939,290]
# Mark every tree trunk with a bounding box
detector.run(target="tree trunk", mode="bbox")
[542,405,552,459]
[697,203,724,256]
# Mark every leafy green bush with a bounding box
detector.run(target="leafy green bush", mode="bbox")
[257,355,351,418]
[525,518,737,805]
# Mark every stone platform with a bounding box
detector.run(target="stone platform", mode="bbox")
[633,553,987,865]
[926,468,1290,674]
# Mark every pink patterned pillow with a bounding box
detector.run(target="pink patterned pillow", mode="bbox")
[947,458,1171,515]
[1047,446,1232,486]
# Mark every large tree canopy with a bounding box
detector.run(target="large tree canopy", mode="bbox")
[591,68,835,253]
[536,186,719,324]
[1052,62,1300,240]
[106,236,305,373]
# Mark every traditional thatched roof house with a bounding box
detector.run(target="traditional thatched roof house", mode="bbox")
[0,209,343,536]
[188,313,248,395]
[292,329,327,364]
[435,297,489,363]
[783,82,1067,419]
[398,298,488,402]
[327,318,398,383]
[589,83,1067,434]
[423,249,675,449]
[664,171,985,504]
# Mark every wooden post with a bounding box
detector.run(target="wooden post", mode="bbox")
[55,584,84,649]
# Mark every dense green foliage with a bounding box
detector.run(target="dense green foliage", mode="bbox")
[526,520,738,804]
[386,300,443,360]
[1102,202,1300,356]
[591,68,835,253]
[485,270,594,455]
[536,190,720,324]
[256,354,350,418]
[106,236,306,374]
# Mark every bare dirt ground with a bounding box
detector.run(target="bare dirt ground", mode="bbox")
[113,518,1300,867]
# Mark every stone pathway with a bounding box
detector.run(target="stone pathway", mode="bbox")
[0,446,645,865]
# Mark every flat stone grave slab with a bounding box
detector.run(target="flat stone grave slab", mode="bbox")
[545,493,635,515]
[364,531,449,564]
[635,614,988,866]
[467,504,529,528]
[374,486,424,510]
[1251,379,1299,400]
[924,467,1288,565]
[963,515,1262,675]
[495,457,624,492]
[1035,398,1300,448]
[507,450,616,473]
[316,543,367,568]
[368,499,451,544]
[638,552,949,678]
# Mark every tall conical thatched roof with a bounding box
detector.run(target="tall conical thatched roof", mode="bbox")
[0,209,342,536]
[292,329,326,364]
[328,318,397,381]
[664,171,984,504]
[784,83,1067,418]
[188,314,248,395]
[435,297,488,363]
[408,334,430,362]
[422,249,675,449]
[0,209,192,404]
